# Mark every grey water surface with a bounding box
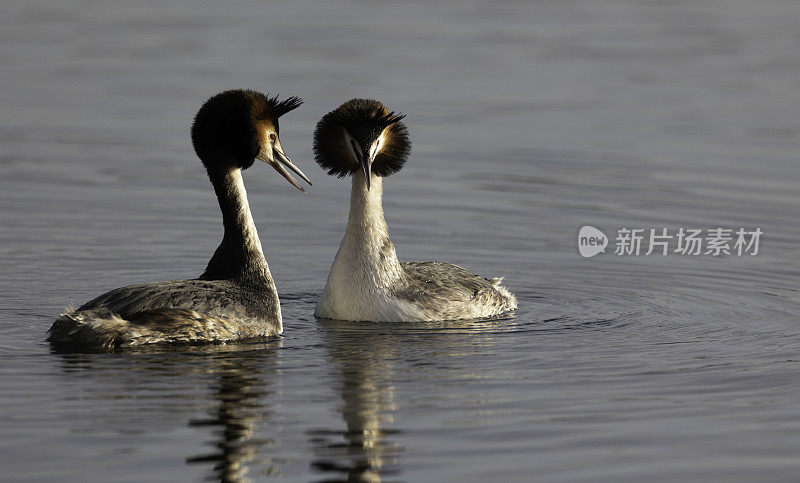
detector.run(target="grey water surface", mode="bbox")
[1,0,799,481]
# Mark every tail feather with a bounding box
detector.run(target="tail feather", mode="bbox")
[489,277,518,311]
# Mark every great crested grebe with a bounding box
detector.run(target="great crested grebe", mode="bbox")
[313,99,516,322]
[47,89,311,349]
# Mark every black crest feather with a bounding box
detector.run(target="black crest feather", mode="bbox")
[246,91,304,121]
[266,95,304,119]
[313,99,411,178]
[191,89,303,171]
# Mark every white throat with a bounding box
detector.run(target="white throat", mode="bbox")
[229,168,265,260]
[340,172,403,284]
[316,172,420,321]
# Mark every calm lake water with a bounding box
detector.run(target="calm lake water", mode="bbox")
[1,0,799,481]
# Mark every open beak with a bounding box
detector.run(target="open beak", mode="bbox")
[257,140,312,193]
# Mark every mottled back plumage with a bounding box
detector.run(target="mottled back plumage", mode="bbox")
[48,89,310,350]
[313,99,516,322]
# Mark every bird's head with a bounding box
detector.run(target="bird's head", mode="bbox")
[313,98,410,190]
[191,89,311,192]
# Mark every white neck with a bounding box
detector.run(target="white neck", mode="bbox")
[316,172,408,320]
[227,168,265,260]
[337,173,404,284]
[202,167,271,284]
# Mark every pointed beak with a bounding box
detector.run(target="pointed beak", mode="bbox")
[355,142,374,190]
[257,139,312,193]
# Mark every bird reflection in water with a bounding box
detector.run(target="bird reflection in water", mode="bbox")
[52,341,282,483]
[184,344,283,482]
[310,320,405,483]
[309,316,508,482]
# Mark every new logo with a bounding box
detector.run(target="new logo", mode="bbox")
[578,225,608,258]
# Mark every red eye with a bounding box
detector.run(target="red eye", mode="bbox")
[268,133,276,142]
